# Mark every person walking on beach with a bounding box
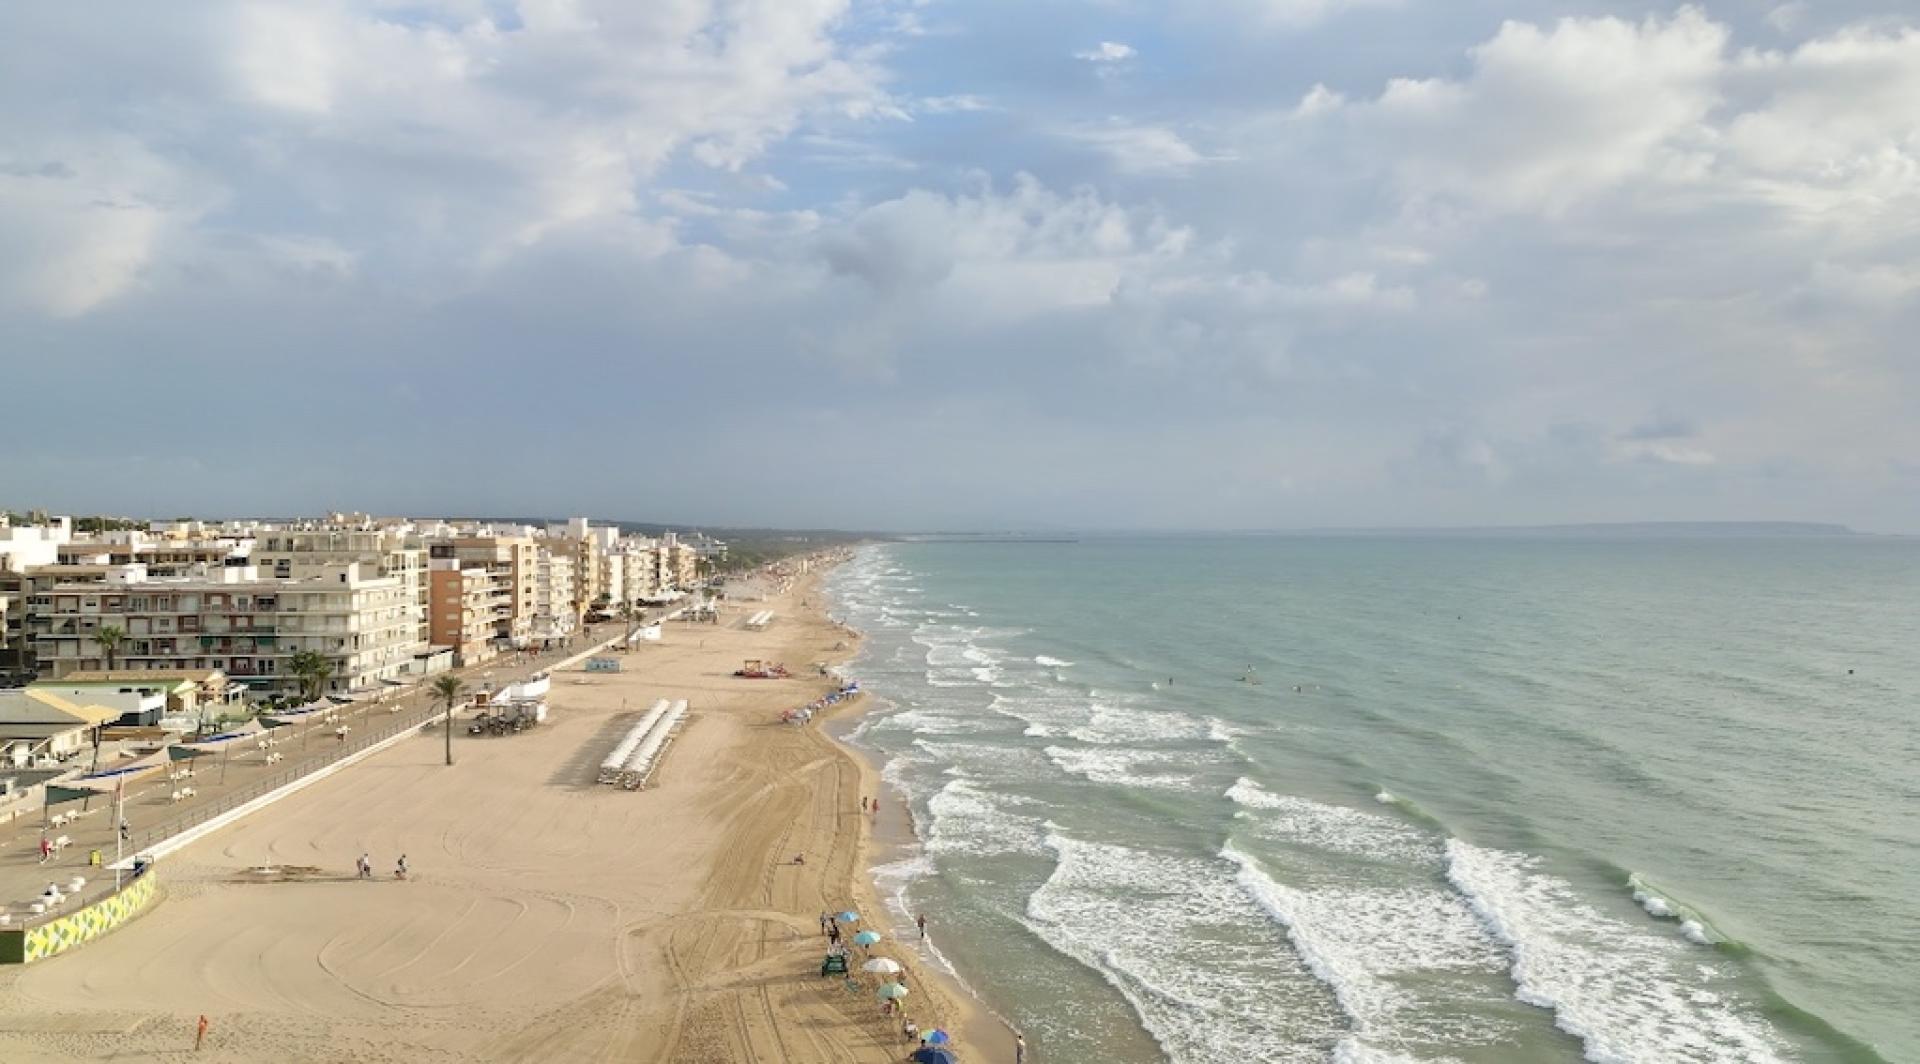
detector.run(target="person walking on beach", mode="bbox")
[395,854,409,880]
[1016,1033,1027,1063]
[916,912,927,939]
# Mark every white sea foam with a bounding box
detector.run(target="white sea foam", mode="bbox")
[1034,655,1076,667]
[1226,844,1510,1058]
[1024,832,1344,1063]
[1446,840,1787,1064]
[873,853,936,917]
[925,777,1048,858]
[1045,745,1200,791]
[1228,779,1440,864]
[1065,700,1213,746]
[874,709,994,737]
[1628,874,1722,946]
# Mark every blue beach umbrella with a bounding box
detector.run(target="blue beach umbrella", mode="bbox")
[911,1049,956,1064]
[837,910,860,923]
[923,1029,951,1044]
[853,930,882,946]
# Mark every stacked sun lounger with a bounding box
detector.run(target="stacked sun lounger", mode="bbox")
[746,610,775,630]
[618,699,689,790]
[597,699,671,784]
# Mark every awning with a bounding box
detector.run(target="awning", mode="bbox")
[45,752,171,804]
[261,700,333,727]
[169,719,265,759]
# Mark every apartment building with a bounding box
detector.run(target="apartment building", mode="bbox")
[1,517,73,680]
[252,526,429,652]
[27,562,421,696]
[532,546,575,645]
[428,561,501,666]
[429,535,538,649]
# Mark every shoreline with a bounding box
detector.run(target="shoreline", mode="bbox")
[810,597,1014,1059]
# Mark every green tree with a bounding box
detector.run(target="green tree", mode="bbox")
[432,674,467,767]
[288,650,334,702]
[95,625,125,671]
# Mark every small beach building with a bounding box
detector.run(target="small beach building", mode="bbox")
[40,669,237,726]
[0,688,120,763]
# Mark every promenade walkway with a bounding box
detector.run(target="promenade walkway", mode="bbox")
[0,624,625,923]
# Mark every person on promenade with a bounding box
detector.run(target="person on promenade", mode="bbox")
[119,818,131,843]
[38,836,51,863]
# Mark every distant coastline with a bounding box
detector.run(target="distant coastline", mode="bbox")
[1273,521,1869,538]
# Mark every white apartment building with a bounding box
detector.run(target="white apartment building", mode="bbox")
[252,526,429,653]
[28,562,421,696]
[532,546,575,644]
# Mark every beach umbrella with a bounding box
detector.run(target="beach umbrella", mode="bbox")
[862,958,902,974]
[876,982,910,1001]
[837,911,860,923]
[853,930,882,946]
[911,1049,956,1064]
[923,1029,951,1045]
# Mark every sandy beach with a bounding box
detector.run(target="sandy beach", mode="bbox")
[0,564,1002,1063]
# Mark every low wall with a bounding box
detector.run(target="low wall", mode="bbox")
[0,867,159,964]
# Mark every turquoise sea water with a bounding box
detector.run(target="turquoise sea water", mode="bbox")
[823,535,1919,1064]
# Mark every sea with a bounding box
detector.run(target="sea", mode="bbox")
[820,534,1919,1064]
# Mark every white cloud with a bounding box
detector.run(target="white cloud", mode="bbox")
[0,0,891,314]
[1063,121,1218,175]
[1075,41,1137,62]
[1363,8,1729,214]
[0,134,219,315]
[1243,0,1399,30]
[1310,9,1920,236]
[919,94,994,114]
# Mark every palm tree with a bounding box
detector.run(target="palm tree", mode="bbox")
[287,650,334,702]
[432,674,466,767]
[95,625,125,671]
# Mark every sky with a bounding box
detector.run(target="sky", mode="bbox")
[1,1,1917,532]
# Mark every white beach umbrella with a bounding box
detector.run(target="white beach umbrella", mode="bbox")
[862,958,903,974]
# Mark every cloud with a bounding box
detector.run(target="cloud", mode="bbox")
[1622,414,1698,442]
[1241,0,1400,30]
[0,0,892,313]
[918,94,994,114]
[1359,8,1730,214]
[0,134,219,315]
[1075,41,1137,62]
[3,2,1920,532]
[1062,121,1217,175]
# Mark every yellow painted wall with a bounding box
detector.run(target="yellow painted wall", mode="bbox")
[10,870,159,964]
